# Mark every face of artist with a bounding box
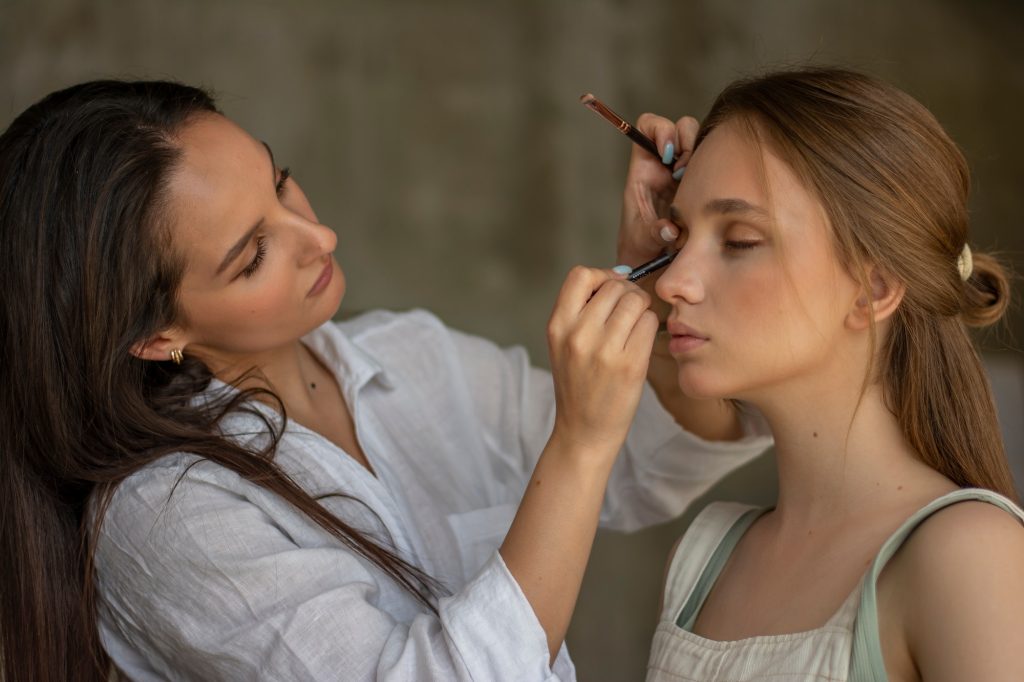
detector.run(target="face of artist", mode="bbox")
[655,119,863,402]
[163,113,344,363]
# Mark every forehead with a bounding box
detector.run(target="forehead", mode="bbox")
[677,120,824,237]
[169,112,264,195]
[165,115,268,275]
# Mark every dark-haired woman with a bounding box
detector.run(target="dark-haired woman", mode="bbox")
[0,81,768,680]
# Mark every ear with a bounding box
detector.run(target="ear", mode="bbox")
[129,328,190,362]
[846,266,905,332]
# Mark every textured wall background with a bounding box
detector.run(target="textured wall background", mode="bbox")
[3,1,1022,679]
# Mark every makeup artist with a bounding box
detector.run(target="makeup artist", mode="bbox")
[0,80,769,681]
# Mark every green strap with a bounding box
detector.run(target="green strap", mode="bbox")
[675,507,767,631]
[849,488,1024,682]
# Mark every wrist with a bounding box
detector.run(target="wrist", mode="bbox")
[544,425,621,475]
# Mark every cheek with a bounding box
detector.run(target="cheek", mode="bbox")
[185,275,303,351]
[677,259,842,398]
[727,266,782,325]
[733,260,851,376]
[238,281,296,319]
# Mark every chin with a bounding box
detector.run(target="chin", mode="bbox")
[674,364,734,401]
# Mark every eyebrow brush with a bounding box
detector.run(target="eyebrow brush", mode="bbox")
[579,93,678,165]
[580,93,679,281]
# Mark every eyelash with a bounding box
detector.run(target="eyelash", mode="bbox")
[276,167,291,196]
[725,240,761,251]
[241,235,267,278]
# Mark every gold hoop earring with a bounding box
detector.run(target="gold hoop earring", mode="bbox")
[169,348,184,365]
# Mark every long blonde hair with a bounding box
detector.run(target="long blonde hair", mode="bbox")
[698,67,1016,500]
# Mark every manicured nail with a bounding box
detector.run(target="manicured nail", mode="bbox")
[661,142,674,165]
[660,225,678,242]
[612,265,633,276]
[672,166,686,181]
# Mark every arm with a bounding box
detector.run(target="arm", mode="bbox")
[440,316,770,535]
[97,268,654,677]
[501,265,658,660]
[882,501,1024,682]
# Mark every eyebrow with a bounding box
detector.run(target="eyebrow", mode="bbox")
[704,197,770,219]
[213,142,277,277]
[668,198,770,225]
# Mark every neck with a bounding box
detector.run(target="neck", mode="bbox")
[202,341,329,416]
[748,373,951,533]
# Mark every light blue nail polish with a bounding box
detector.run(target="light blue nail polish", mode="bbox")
[672,166,686,181]
[612,265,633,276]
[661,142,674,165]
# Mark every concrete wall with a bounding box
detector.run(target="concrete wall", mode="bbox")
[4,1,1022,678]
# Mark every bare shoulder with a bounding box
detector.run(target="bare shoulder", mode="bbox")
[885,498,1024,681]
[900,499,1024,568]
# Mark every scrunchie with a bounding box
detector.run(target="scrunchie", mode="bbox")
[957,243,973,281]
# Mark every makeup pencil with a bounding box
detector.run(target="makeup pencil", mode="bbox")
[580,92,679,282]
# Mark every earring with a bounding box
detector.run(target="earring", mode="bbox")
[169,348,184,365]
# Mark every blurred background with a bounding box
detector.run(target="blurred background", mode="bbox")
[3,0,1022,678]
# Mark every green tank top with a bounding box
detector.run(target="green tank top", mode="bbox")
[849,488,1024,680]
[647,488,1024,681]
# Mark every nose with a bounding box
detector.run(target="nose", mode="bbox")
[655,246,705,305]
[296,218,337,267]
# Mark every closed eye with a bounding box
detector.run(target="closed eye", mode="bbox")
[725,240,761,251]
[240,235,267,278]
[276,167,291,196]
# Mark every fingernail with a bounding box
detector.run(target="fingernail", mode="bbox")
[612,265,633,276]
[660,225,678,242]
[672,166,686,181]
[661,142,674,165]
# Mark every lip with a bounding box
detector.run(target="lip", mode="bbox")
[307,259,333,297]
[666,319,709,354]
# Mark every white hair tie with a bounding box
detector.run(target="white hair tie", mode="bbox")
[957,243,973,281]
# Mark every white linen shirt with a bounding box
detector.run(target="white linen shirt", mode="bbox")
[95,309,771,681]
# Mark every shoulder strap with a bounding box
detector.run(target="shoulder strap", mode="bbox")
[660,501,763,627]
[849,488,1024,682]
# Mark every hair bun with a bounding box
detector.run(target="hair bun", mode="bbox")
[960,251,1010,327]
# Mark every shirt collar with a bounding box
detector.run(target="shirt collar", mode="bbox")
[301,320,395,392]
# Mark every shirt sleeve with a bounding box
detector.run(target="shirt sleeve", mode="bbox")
[95,458,570,682]
[440,319,773,532]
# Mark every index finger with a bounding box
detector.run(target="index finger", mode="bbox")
[551,266,628,323]
[635,113,681,166]
[674,116,700,169]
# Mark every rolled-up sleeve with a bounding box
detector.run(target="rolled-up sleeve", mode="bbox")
[96,459,569,681]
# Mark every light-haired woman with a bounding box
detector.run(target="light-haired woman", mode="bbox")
[639,68,1024,681]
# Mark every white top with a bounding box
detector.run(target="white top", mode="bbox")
[95,309,772,681]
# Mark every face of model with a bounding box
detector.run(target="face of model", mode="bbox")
[655,120,862,403]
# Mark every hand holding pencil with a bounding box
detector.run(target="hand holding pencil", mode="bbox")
[580,94,698,277]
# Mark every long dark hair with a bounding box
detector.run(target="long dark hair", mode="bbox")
[0,80,439,681]
[696,68,1016,499]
